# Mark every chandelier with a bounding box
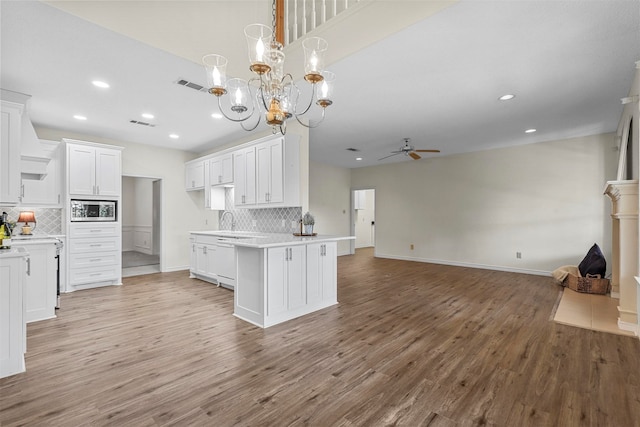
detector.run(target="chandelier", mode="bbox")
[203,1,334,135]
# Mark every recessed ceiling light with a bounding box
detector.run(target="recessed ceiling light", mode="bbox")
[92,80,110,89]
[141,113,154,119]
[525,128,537,133]
[499,94,515,101]
[73,115,87,121]
[356,157,363,161]
[169,134,179,139]
[211,113,223,119]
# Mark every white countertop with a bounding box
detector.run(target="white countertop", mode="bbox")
[0,247,29,259]
[190,230,354,248]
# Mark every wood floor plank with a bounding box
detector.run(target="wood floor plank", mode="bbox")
[1,247,639,426]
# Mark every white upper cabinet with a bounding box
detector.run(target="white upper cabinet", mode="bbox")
[185,160,205,191]
[254,135,299,208]
[21,141,62,206]
[234,146,257,206]
[210,153,233,186]
[66,140,122,197]
[185,133,301,209]
[0,100,23,206]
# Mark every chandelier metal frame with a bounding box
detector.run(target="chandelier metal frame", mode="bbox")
[203,0,334,135]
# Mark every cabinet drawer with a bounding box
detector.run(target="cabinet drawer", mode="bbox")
[69,265,120,286]
[69,251,119,269]
[70,223,119,238]
[69,237,119,253]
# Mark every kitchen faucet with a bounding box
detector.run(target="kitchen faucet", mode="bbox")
[221,211,236,231]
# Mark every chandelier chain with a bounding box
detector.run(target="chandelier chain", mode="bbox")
[272,0,277,34]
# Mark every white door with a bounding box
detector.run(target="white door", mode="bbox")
[306,243,323,305]
[221,154,233,184]
[321,242,337,303]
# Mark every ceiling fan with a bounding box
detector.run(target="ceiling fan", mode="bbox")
[379,138,440,161]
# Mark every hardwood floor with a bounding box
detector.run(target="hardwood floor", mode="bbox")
[2,248,639,426]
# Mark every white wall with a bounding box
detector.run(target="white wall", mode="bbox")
[351,133,619,275]
[309,161,352,255]
[35,127,213,271]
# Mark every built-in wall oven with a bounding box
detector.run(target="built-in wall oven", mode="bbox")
[70,200,117,222]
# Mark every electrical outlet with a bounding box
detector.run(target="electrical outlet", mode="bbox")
[205,219,208,225]
[410,244,414,250]
[281,219,286,227]
[291,221,298,229]
[516,252,522,259]
[252,220,257,227]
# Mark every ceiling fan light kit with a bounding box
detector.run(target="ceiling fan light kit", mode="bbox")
[203,1,335,135]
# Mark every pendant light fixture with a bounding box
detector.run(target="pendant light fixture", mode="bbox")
[203,0,334,135]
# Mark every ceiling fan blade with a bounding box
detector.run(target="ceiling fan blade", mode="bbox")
[378,152,401,161]
[414,149,441,153]
[409,152,421,160]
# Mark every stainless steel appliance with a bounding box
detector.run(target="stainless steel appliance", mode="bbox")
[70,200,117,222]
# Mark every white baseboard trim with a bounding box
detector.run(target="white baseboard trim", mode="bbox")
[163,265,190,273]
[617,318,639,337]
[374,253,551,277]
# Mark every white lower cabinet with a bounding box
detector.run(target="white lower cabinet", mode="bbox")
[234,241,339,328]
[267,245,306,316]
[12,241,57,323]
[189,234,235,289]
[306,242,337,306]
[0,250,27,379]
[68,223,121,291]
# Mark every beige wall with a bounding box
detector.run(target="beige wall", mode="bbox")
[351,133,619,275]
[36,127,212,272]
[309,161,352,255]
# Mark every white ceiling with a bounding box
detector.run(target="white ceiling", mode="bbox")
[1,1,639,168]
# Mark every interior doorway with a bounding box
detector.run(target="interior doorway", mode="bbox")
[121,175,162,277]
[351,188,376,255]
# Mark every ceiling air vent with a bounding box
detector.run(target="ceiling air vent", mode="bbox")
[175,78,208,92]
[346,148,360,152]
[129,120,156,127]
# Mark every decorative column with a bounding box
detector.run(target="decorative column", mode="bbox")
[604,180,639,330]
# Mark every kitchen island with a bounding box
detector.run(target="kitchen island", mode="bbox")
[189,231,354,328]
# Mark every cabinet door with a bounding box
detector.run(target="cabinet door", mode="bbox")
[233,150,246,205]
[22,244,56,323]
[195,244,208,276]
[0,256,26,378]
[287,245,306,310]
[205,244,218,278]
[0,102,22,205]
[256,143,271,204]
[321,242,338,303]
[268,139,284,203]
[306,243,323,304]
[68,145,96,196]
[21,143,62,206]
[221,154,233,184]
[204,161,211,208]
[185,161,204,191]
[234,147,256,206]
[243,148,256,205]
[189,240,197,273]
[95,148,121,196]
[210,158,223,185]
[211,154,233,185]
[267,247,288,315]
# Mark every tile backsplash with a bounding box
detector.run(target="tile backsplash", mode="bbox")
[2,207,63,235]
[218,188,302,233]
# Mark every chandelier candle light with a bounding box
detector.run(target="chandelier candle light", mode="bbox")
[203,1,334,134]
